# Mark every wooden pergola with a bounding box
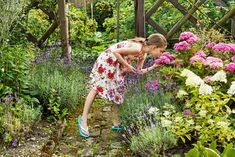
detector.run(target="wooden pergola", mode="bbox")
[134,0,235,38]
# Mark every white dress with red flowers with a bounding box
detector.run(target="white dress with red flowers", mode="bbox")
[89,41,130,104]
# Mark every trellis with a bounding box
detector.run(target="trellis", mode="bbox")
[134,0,235,39]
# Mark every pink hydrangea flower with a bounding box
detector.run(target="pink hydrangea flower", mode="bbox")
[206,42,216,49]
[204,57,223,69]
[179,32,199,44]
[232,55,235,62]
[179,32,195,40]
[203,76,213,83]
[186,36,199,44]
[155,52,174,65]
[190,55,206,64]
[225,63,235,73]
[194,51,207,58]
[212,43,235,52]
[190,51,206,64]
[173,41,190,51]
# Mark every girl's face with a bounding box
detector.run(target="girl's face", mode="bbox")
[149,45,166,59]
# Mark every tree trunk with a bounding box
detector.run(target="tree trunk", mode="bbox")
[58,0,71,62]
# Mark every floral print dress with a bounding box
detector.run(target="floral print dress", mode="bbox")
[89,41,131,105]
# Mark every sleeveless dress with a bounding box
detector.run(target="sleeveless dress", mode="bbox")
[89,40,142,105]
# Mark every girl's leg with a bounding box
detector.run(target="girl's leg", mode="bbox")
[112,104,121,126]
[81,88,98,130]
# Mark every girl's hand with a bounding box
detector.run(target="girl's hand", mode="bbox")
[125,64,136,73]
[152,63,162,68]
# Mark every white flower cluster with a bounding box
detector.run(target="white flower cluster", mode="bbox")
[180,69,213,95]
[181,69,204,87]
[211,70,227,83]
[199,83,213,95]
[227,81,235,95]
[176,89,188,98]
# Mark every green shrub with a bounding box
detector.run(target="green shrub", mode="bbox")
[30,61,87,111]
[130,127,177,156]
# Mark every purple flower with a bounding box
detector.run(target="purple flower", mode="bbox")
[144,80,159,93]
[12,138,18,147]
[183,109,191,116]
[174,41,190,51]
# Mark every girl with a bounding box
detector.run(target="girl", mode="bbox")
[78,33,167,138]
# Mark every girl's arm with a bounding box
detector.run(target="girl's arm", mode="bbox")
[112,47,139,73]
[139,63,161,74]
[136,53,147,71]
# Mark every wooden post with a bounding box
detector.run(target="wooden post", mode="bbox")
[91,0,94,20]
[232,15,235,37]
[134,0,145,37]
[58,0,71,62]
[117,0,120,42]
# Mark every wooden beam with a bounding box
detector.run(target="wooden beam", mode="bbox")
[213,0,227,7]
[146,18,167,36]
[166,0,206,39]
[135,0,145,37]
[145,0,165,20]
[117,0,120,42]
[213,7,235,29]
[168,0,198,25]
[37,21,59,47]
[37,5,56,20]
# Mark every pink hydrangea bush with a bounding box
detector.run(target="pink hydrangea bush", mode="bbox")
[173,41,190,51]
[155,52,175,65]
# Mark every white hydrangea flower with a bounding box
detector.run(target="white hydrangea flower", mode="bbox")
[227,81,235,95]
[211,70,227,83]
[187,119,194,125]
[163,111,171,117]
[174,117,183,122]
[199,83,213,95]
[148,107,159,114]
[161,118,172,127]
[185,75,204,87]
[208,119,214,124]
[217,121,229,128]
[198,110,207,117]
[180,69,195,77]
[176,89,188,98]
[195,125,202,130]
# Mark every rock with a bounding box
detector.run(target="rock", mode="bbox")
[85,138,94,145]
[81,148,94,157]
[90,129,101,137]
[111,142,122,149]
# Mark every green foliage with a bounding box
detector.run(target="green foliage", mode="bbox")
[130,127,177,156]
[0,95,41,144]
[47,89,68,122]
[94,1,114,31]
[185,142,235,157]
[0,45,32,97]
[0,0,29,45]
[30,61,87,111]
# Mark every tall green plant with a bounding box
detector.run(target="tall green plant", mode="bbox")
[0,0,28,45]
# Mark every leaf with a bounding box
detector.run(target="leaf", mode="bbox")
[185,148,200,157]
